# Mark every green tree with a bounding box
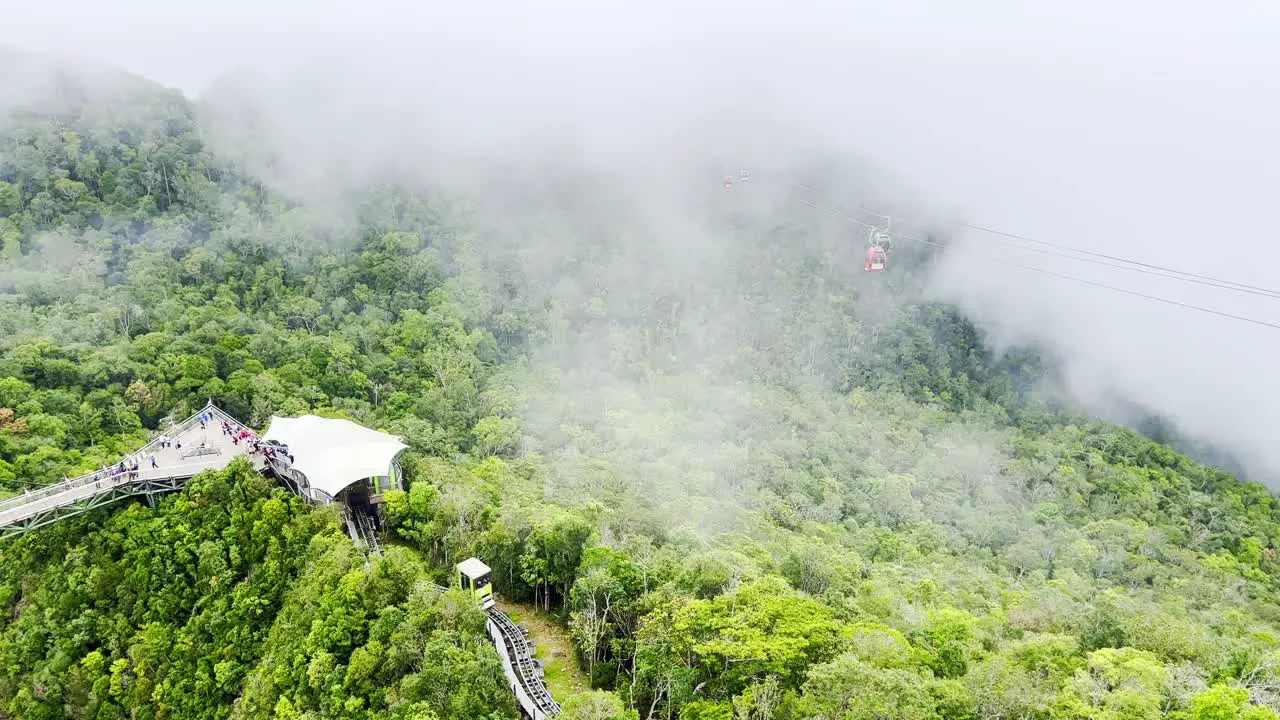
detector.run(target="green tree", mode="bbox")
[562,690,639,720]
[1179,686,1279,720]
[798,654,938,720]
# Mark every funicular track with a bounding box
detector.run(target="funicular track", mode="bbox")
[426,582,561,719]
[346,506,382,556]
[487,604,562,719]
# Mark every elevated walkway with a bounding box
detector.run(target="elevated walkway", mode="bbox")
[0,402,255,538]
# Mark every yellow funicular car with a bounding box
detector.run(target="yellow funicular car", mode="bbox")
[457,556,495,609]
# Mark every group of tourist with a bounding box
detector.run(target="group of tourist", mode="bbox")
[249,438,293,466]
[222,419,257,446]
[155,433,182,450]
[74,409,249,491]
[82,456,145,491]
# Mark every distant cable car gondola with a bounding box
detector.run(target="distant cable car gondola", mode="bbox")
[869,228,892,252]
[865,227,891,272]
[865,245,887,272]
[739,169,751,182]
[723,175,734,191]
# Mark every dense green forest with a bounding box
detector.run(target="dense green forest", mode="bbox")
[2,57,1280,720]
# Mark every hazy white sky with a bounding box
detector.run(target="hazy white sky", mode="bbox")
[9,1,1277,237]
[6,0,1280,476]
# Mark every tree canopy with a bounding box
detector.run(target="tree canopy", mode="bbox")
[2,55,1280,720]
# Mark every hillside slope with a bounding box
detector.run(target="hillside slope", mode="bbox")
[1,57,1279,720]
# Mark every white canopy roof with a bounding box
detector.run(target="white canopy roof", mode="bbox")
[263,415,407,498]
[458,557,491,580]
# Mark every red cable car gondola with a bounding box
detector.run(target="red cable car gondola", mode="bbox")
[865,245,887,272]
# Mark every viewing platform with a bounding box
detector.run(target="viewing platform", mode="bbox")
[0,403,256,537]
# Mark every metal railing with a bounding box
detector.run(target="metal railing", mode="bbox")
[262,455,332,506]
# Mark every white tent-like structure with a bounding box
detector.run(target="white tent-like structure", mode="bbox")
[263,415,407,500]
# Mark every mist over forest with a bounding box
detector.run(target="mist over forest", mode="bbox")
[2,2,1280,719]
[14,0,1277,479]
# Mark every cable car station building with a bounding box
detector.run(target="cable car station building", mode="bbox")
[260,414,407,507]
